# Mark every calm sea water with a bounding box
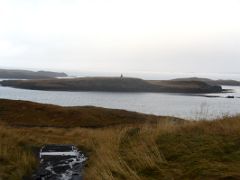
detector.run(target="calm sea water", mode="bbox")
[0,81,239,120]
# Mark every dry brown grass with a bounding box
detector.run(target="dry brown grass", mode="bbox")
[0,99,177,128]
[0,123,172,180]
[0,126,37,180]
[1,100,240,179]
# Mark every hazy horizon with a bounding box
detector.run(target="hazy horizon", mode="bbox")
[2,67,240,81]
[1,0,240,77]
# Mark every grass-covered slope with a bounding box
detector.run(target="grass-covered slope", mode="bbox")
[0,99,173,128]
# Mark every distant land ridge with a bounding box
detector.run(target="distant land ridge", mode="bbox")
[172,77,240,86]
[0,69,68,79]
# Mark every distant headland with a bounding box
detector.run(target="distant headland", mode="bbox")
[0,69,67,79]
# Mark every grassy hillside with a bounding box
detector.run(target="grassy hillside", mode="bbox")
[0,77,222,93]
[1,100,240,180]
[0,99,175,128]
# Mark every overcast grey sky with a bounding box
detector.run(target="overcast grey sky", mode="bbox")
[0,0,240,76]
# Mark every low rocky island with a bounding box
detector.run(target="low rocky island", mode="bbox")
[0,77,223,93]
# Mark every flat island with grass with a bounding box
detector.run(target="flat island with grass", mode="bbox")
[1,99,240,179]
[0,77,223,93]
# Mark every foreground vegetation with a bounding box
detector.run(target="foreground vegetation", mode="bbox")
[1,100,240,179]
